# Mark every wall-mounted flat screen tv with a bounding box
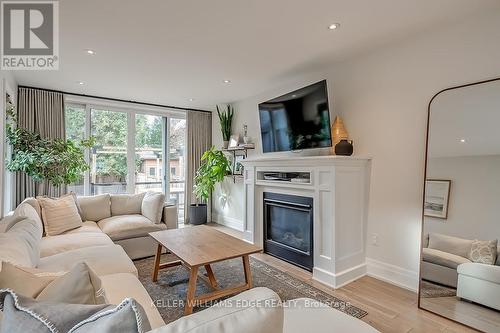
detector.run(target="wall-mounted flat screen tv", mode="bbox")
[258,80,332,153]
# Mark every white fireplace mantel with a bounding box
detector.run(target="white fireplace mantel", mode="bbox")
[241,155,372,288]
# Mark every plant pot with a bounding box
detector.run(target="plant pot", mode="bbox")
[223,141,229,149]
[189,204,207,225]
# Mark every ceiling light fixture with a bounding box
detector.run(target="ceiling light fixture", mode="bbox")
[328,23,340,30]
[292,94,297,98]
[189,98,195,102]
[85,49,95,55]
[223,79,231,84]
[460,139,466,143]
[78,81,84,85]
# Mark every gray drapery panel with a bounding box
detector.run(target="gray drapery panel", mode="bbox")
[185,111,212,224]
[16,88,66,205]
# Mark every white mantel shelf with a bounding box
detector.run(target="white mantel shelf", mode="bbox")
[241,154,372,289]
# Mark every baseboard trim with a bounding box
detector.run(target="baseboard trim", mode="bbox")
[366,258,418,292]
[313,263,367,289]
[212,214,244,232]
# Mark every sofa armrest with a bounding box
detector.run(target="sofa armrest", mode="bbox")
[161,203,178,229]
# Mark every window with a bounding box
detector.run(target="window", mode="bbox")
[64,100,186,226]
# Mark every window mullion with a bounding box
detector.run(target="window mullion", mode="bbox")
[127,112,136,194]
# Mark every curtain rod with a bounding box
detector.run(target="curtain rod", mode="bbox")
[17,85,212,114]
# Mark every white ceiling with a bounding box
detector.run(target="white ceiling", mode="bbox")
[11,0,500,110]
[428,79,500,158]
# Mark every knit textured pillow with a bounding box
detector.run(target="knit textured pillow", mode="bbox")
[468,239,498,265]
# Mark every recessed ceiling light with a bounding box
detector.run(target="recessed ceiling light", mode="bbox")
[328,23,340,30]
[78,81,84,85]
[85,49,96,55]
[189,98,195,102]
[223,79,231,84]
[292,94,297,98]
[460,139,466,143]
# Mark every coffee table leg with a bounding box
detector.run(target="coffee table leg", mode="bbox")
[204,264,218,288]
[152,244,162,282]
[185,266,199,315]
[243,255,253,288]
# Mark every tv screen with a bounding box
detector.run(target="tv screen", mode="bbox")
[258,80,332,153]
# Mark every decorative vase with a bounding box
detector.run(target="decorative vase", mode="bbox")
[331,116,349,146]
[335,139,354,156]
[223,141,229,149]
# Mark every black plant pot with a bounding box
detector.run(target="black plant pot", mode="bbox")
[335,139,354,156]
[189,204,207,225]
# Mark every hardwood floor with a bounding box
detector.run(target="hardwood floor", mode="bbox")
[208,223,478,333]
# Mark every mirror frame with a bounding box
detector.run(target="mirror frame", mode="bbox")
[418,76,500,327]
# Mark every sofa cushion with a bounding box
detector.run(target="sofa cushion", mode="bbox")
[98,215,167,241]
[100,273,165,329]
[40,232,113,257]
[64,221,102,234]
[283,298,379,333]
[458,262,500,284]
[37,194,83,236]
[0,262,59,298]
[469,239,498,265]
[0,218,42,268]
[111,193,145,216]
[37,244,138,277]
[13,202,43,231]
[428,233,473,258]
[77,194,111,222]
[142,192,165,224]
[150,287,283,333]
[17,197,41,219]
[422,248,471,269]
[0,289,151,333]
[0,215,24,233]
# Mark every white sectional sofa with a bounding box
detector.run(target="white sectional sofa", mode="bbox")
[21,192,178,259]
[457,262,500,311]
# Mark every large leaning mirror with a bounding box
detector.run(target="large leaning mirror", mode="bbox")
[419,77,500,332]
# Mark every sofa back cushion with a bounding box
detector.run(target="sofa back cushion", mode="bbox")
[428,233,473,259]
[158,287,283,333]
[14,202,43,230]
[0,218,42,268]
[142,192,165,224]
[110,193,145,216]
[37,195,83,236]
[77,194,111,222]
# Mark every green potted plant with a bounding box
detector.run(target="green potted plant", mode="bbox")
[5,108,94,189]
[191,146,231,225]
[217,105,234,149]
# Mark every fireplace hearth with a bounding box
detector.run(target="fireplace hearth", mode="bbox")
[263,192,313,271]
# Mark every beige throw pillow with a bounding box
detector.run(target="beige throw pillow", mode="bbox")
[37,194,83,236]
[469,239,498,265]
[0,261,107,304]
[142,192,165,224]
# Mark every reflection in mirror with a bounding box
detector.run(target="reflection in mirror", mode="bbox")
[420,78,500,333]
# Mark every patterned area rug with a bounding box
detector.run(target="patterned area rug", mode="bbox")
[420,280,456,298]
[134,254,368,324]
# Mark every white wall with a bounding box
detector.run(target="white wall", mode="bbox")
[212,10,500,290]
[424,155,500,241]
[0,70,17,217]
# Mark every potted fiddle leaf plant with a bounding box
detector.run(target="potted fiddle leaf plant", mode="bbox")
[217,105,234,149]
[191,146,231,225]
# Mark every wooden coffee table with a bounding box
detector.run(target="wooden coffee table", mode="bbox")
[149,225,262,315]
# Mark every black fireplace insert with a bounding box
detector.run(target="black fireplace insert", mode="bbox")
[263,192,313,271]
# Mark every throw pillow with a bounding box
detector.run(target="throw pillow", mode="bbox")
[0,218,42,268]
[469,239,498,265]
[0,290,151,333]
[37,194,83,236]
[0,262,107,304]
[111,193,146,216]
[77,194,111,222]
[142,192,165,224]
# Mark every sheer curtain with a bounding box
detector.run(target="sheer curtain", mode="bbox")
[16,88,66,205]
[185,111,212,223]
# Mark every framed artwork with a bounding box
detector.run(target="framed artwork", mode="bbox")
[424,180,451,219]
[234,155,245,175]
[229,134,240,148]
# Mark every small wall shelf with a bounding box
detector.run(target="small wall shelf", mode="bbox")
[223,146,254,183]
